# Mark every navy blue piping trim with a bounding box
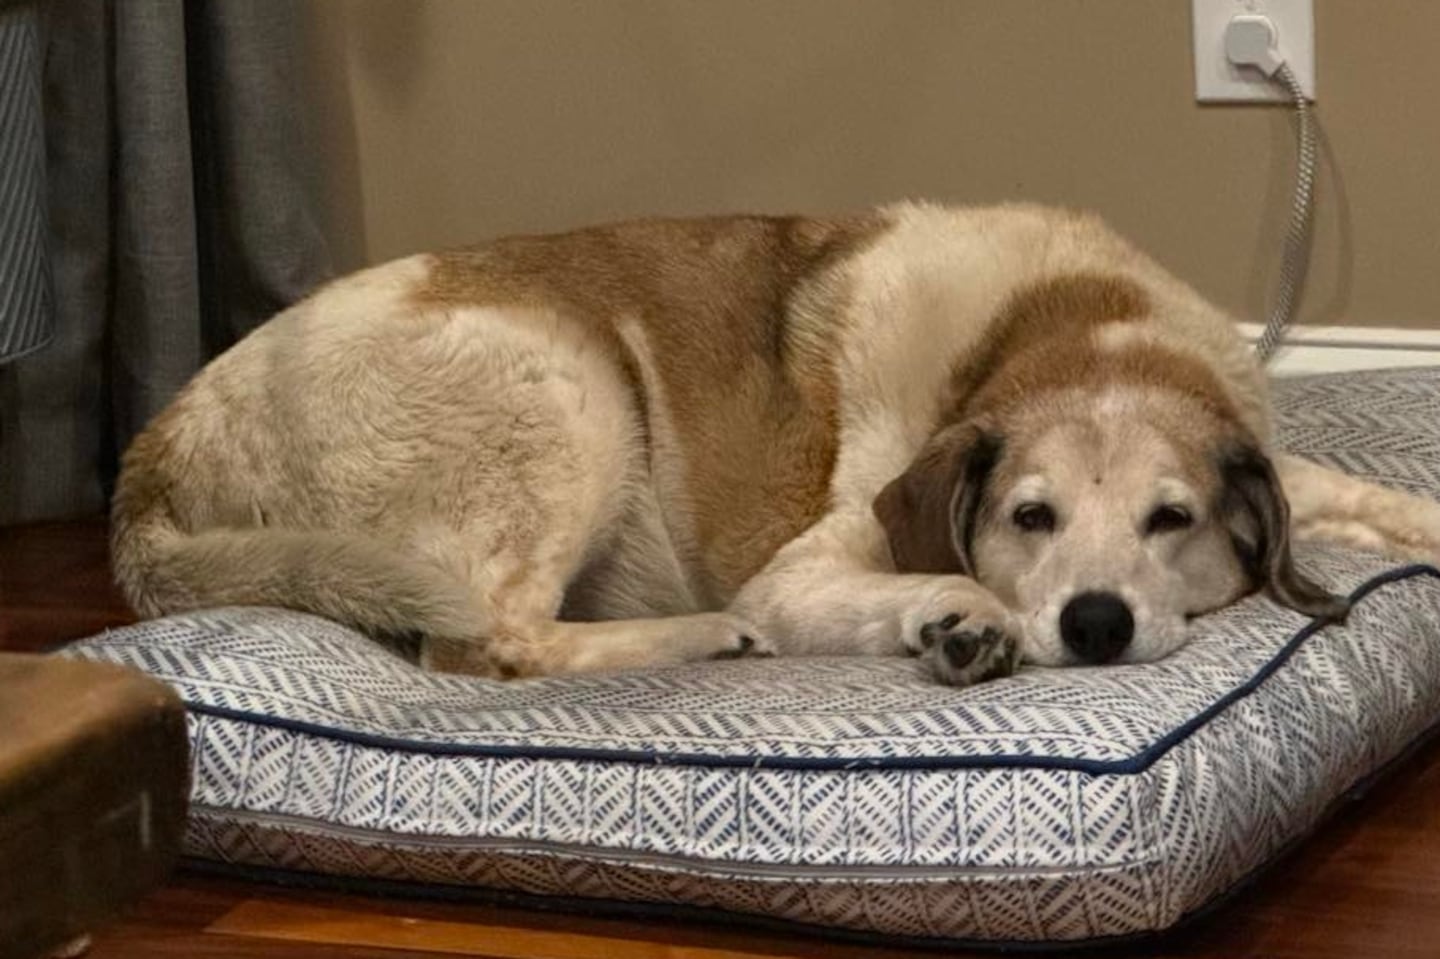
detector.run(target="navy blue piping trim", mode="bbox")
[182,563,1440,775]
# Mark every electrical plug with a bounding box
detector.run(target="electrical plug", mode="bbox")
[1225,14,1287,76]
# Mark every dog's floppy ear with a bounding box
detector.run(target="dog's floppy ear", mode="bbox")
[873,424,1003,575]
[1217,440,1350,622]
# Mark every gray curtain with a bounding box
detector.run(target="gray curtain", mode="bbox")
[0,2,52,365]
[0,0,333,524]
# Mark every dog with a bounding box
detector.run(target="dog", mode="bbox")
[110,202,1440,685]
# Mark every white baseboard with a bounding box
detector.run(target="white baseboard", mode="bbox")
[1237,323,1440,376]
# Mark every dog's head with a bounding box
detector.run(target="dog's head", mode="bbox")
[874,387,1349,666]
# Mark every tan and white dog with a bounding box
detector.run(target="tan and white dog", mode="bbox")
[110,203,1440,685]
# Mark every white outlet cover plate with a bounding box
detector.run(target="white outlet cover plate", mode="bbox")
[1193,0,1315,102]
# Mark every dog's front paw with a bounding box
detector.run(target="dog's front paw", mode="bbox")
[916,613,1020,686]
[903,590,1021,686]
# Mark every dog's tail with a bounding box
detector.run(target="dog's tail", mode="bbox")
[110,455,483,641]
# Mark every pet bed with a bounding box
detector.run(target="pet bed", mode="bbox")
[63,367,1440,947]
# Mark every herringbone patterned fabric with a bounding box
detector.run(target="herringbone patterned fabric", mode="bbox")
[65,367,1440,945]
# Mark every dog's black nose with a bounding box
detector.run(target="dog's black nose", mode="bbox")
[1060,591,1134,664]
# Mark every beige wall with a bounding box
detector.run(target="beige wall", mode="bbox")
[306,1,1440,329]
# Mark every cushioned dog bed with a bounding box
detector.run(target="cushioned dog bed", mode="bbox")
[64,368,1440,947]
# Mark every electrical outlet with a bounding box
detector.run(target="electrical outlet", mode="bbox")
[1193,0,1315,102]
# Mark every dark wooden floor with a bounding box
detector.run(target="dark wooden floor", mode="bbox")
[4,519,1440,958]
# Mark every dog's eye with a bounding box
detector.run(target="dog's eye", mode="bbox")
[1012,503,1056,533]
[1145,504,1194,535]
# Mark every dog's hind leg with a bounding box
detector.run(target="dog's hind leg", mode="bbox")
[1276,453,1440,563]
[392,308,768,679]
[410,511,768,678]
[421,611,766,678]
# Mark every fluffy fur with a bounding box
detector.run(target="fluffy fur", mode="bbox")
[110,203,1440,684]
